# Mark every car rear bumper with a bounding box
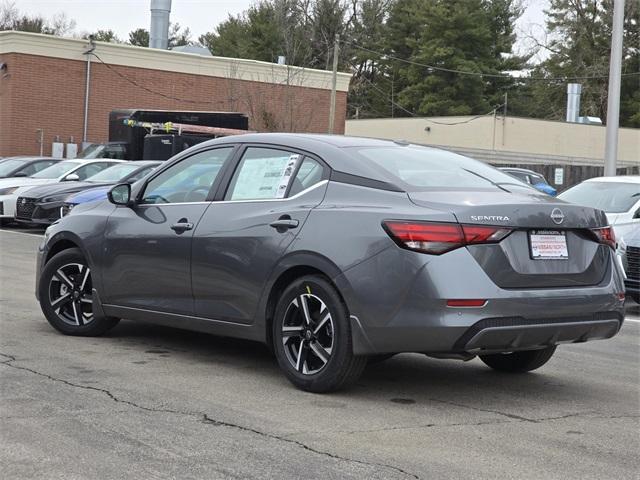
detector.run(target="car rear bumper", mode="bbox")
[0,194,16,218]
[336,246,626,355]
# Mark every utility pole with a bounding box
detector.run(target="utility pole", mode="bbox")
[82,37,96,147]
[604,0,625,177]
[328,34,340,134]
[391,72,395,118]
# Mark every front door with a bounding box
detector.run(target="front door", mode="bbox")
[101,147,235,315]
[192,147,328,324]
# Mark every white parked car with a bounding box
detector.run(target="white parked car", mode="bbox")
[0,159,123,224]
[558,176,640,240]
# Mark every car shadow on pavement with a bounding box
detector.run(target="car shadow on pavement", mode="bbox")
[96,316,634,413]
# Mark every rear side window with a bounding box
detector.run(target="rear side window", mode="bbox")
[351,146,526,190]
[288,158,326,197]
[226,147,301,200]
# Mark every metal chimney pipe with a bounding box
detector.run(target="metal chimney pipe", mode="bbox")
[566,83,582,123]
[150,0,171,49]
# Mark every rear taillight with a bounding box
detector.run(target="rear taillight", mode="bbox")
[383,221,512,255]
[591,226,616,249]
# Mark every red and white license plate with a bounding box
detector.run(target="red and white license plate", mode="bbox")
[529,230,568,259]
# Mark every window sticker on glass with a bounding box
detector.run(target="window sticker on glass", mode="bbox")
[229,149,301,200]
[275,155,301,198]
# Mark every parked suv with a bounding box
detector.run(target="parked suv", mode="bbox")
[36,134,625,392]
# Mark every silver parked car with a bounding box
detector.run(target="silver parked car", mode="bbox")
[36,134,626,392]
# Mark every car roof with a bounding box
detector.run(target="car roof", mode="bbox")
[1,156,58,162]
[196,133,452,183]
[582,175,640,184]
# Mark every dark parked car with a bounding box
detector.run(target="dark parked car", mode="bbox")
[620,229,640,304]
[36,134,626,392]
[15,161,160,225]
[0,156,60,178]
[499,167,557,196]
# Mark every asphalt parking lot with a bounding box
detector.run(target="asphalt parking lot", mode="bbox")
[1,227,638,480]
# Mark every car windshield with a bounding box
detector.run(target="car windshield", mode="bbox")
[31,161,79,179]
[351,146,526,190]
[559,181,640,213]
[77,144,105,159]
[0,159,26,175]
[86,163,141,183]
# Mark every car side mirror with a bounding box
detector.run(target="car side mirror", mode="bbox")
[13,172,28,177]
[64,173,80,182]
[108,183,132,206]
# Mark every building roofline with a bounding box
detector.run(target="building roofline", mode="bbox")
[0,30,352,92]
[347,114,639,132]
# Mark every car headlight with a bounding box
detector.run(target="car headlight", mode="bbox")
[60,203,75,217]
[42,194,69,203]
[0,186,18,196]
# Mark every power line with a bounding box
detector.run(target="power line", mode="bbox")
[350,59,503,123]
[345,40,640,82]
[90,52,230,106]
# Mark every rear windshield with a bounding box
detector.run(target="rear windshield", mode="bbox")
[0,159,26,175]
[351,146,528,190]
[559,181,640,213]
[31,161,79,179]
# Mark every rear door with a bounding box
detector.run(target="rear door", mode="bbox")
[101,147,235,315]
[192,146,329,324]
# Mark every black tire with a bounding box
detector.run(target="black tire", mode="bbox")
[367,353,396,365]
[479,346,556,373]
[272,275,367,393]
[38,248,119,336]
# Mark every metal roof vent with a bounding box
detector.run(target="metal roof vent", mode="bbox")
[150,0,171,49]
[566,83,581,123]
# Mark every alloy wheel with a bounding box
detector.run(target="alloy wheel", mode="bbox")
[281,293,334,375]
[48,263,94,326]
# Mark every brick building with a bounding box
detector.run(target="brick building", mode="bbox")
[0,31,351,157]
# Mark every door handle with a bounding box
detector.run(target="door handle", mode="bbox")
[270,215,299,232]
[170,219,194,234]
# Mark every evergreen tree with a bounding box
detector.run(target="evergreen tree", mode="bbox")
[526,0,640,127]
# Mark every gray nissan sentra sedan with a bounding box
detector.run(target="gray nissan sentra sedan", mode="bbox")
[36,134,626,392]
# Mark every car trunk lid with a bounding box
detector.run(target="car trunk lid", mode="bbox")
[408,189,612,289]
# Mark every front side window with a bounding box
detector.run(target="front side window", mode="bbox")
[226,147,301,201]
[141,147,233,204]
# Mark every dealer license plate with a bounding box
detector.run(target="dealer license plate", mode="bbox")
[529,230,568,260]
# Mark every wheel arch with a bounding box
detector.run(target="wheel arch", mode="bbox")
[45,232,94,269]
[260,252,344,350]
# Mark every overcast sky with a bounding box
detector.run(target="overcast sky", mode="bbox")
[14,0,549,60]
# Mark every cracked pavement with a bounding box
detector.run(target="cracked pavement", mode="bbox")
[1,229,639,479]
